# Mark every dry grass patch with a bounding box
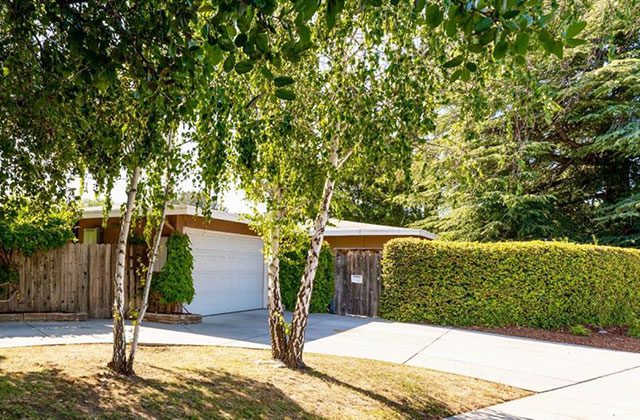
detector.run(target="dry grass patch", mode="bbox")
[0,344,529,419]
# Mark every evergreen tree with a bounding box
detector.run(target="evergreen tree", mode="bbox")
[410,0,640,245]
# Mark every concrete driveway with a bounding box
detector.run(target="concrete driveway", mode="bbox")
[2,309,640,419]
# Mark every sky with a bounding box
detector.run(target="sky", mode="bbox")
[75,174,255,215]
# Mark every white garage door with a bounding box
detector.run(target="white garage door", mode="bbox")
[184,228,265,315]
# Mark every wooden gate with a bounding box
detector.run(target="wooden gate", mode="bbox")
[333,249,382,317]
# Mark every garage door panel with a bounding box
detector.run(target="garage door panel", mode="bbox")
[189,233,262,253]
[193,292,263,315]
[191,252,263,273]
[194,273,263,293]
[183,228,265,315]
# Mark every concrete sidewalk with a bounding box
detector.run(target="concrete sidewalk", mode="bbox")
[2,310,640,418]
[451,365,640,419]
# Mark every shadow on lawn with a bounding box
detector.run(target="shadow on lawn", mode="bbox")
[302,367,454,419]
[0,367,319,419]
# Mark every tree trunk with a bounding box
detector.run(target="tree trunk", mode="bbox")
[126,200,169,373]
[267,219,288,359]
[284,175,336,368]
[126,132,174,374]
[109,166,142,374]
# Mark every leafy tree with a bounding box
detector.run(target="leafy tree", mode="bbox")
[0,2,85,202]
[234,0,579,368]
[333,165,425,227]
[169,190,225,210]
[233,72,327,362]
[4,0,320,374]
[234,6,431,366]
[408,0,639,245]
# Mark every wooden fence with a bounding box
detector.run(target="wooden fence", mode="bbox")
[333,249,382,317]
[0,243,175,318]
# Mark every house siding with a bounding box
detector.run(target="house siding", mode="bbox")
[76,214,256,244]
[324,235,430,249]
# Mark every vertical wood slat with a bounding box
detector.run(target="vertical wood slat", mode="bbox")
[332,249,382,317]
[110,243,117,316]
[0,243,131,318]
[333,251,342,315]
[58,245,64,312]
[87,245,96,318]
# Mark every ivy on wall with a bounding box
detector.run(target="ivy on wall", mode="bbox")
[152,233,195,305]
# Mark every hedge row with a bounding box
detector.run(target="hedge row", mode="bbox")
[280,243,334,313]
[381,239,640,329]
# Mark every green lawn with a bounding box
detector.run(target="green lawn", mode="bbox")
[0,344,528,419]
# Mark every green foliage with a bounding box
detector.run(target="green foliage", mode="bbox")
[0,199,76,285]
[152,233,195,305]
[280,243,334,313]
[408,0,640,246]
[0,203,75,257]
[0,265,18,285]
[381,239,640,329]
[0,2,82,202]
[333,164,425,228]
[569,325,591,337]
[628,319,640,339]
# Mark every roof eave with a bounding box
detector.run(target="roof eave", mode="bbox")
[81,205,245,224]
[324,228,437,240]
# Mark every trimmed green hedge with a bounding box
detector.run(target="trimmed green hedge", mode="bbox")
[280,243,334,313]
[381,239,640,329]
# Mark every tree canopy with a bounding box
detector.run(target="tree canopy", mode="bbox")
[1,0,591,373]
[408,0,640,245]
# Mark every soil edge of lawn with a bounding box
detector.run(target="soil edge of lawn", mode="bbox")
[0,344,529,419]
[466,325,640,353]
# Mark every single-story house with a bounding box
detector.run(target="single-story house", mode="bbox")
[78,206,435,316]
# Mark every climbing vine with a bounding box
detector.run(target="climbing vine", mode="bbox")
[151,233,195,306]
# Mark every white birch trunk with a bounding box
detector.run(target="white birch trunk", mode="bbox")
[109,166,141,373]
[267,211,288,359]
[284,143,340,368]
[126,199,168,373]
[126,132,174,374]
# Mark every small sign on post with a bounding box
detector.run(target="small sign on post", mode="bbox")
[350,274,363,284]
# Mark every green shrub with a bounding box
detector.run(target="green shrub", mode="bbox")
[569,325,591,337]
[0,200,76,284]
[381,239,640,329]
[152,233,195,305]
[280,242,334,313]
[628,319,640,338]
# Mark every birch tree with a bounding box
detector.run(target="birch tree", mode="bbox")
[234,82,326,359]
[237,0,583,368]
[7,0,328,374]
[234,3,440,368]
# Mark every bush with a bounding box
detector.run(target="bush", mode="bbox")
[152,233,195,305]
[280,243,334,313]
[0,200,76,285]
[381,239,640,329]
[569,325,591,337]
[628,320,640,338]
